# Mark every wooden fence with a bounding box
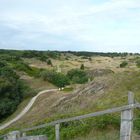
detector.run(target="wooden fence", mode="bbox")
[0,91,140,140]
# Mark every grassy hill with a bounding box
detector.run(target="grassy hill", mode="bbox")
[0,50,140,140]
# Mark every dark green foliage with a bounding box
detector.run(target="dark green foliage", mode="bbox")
[136,59,140,68]
[22,51,43,58]
[21,50,61,59]
[0,50,134,61]
[134,118,140,134]
[120,61,128,68]
[26,115,119,140]
[45,51,61,59]
[0,49,61,60]
[67,69,88,84]
[0,50,41,77]
[94,115,120,130]
[88,57,92,61]
[47,59,53,66]
[0,61,7,67]
[80,64,84,70]
[39,55,48,62]
[66,51,130,58]
[40,70,70,87]
[133,108,140,134]
[81,56,89,59]
[11,61,41,77]
[12,61,32,72]
[0,66,19,80]
[0,64,33,120]
[65,57,69,60]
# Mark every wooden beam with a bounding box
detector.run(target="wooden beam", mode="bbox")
[55,124,60,140]
[120,92,134,140]
[21,103,138,132]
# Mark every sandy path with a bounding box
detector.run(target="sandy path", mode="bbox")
[0,89,58,130]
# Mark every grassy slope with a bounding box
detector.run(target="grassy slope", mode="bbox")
[23,54,140,74]
[1,71,140,139]
[1,55,140,139]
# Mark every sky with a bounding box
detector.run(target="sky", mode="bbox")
[0,0,140,52]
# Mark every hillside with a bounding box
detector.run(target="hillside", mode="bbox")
[0,50,140,140]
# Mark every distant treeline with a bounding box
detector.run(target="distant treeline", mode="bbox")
[0,49,139,59]
[0,49,61,60]
[64,51,139,57]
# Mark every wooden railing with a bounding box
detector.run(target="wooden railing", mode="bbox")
[0,92,140,140]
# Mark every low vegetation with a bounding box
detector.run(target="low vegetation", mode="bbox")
[80,64,85,70]
[136,59,140,68]
[120,61,128,68]
[67,69,88,84]
[0,61,34,121]
[67,51,131,58]
[1,50,140,140]
[40,70,70,87]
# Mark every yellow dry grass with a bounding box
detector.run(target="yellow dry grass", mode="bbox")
[23,55,139,74]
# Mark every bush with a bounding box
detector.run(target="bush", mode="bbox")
[13,61,32,71]
[0,61,7,67]
[0,65,33,120]
[40,70,70,87]
[136,59,140,68]
[120,61,128,68]
[47,59,53,66]
[12,61,41,77]
[39,55,48,62]
[80,64,84,70]
[67,69,88,84]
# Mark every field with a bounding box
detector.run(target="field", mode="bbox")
[0,50,140,140]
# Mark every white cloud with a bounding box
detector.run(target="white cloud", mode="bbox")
[0,0,140,52]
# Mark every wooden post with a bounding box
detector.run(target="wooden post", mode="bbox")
[22,132,26,137]
[120,92,134,140]
[4,136,7,140]
[55,124,60,140]
[6,131,21,140]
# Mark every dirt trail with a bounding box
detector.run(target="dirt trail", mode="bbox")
[0,89,58,130]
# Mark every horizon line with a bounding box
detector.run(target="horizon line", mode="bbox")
[0,48,139,54]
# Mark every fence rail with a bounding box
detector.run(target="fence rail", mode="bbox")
[0,92,140,140]
[21,104,138,132]
[0,134,7,139]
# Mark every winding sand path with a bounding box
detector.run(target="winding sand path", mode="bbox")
[0,89,58,130]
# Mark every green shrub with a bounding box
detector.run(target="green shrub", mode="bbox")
[67,69,88,84]
[63,87,74,92]
[27,115,120,140]
[40,70,70,87]
[0,61,7,67]
[0,65,33,120]
[39,55,48,62]
[47,59,53,66]
[88,57,92,61]
[12,61,41,77]
[120,61,128,68]
[136,59,140,68]
[80,64,85,70]
[13,62,32,71]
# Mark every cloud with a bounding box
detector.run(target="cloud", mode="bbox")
[0,0,140,52]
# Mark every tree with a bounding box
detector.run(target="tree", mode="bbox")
[0,65,32,120]
[120,61,128,68]
[0,61,6,67]
[136,59,140,68]
[80,64,85,70]
[88,57,92,61]
[47,59,53,66]
[67,69,88,84]
[39,55,48,62]
[40,70,70,87]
